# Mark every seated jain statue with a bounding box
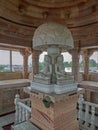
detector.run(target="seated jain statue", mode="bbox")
[34,55,52,85]
[55,54,74,85]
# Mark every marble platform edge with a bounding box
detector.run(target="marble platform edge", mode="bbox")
[30,81,77,94]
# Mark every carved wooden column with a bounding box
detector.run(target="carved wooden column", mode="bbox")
[69,49,79,81]
[20,48,31,79]
[32,50,41,77]
[82,50,89,76]
[81,49,93,80]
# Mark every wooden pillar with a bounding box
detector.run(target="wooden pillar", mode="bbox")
[82,50,89,75]
[20,48,31,79]
[32,50,41,77]
[69,49,79,82]
[81,49,93,80]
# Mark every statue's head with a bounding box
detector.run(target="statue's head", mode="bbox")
[44,55,51,63]
[57,55,63,63]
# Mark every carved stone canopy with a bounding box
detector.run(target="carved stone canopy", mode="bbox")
[33,22,74,51]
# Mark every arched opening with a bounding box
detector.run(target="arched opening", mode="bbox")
[79,54,84,72]
[89,51,98,73]
[61,52,72,72]
[28,54,32,73]
[39,51,47,71]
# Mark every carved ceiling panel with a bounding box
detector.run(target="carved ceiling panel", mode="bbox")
[0,0,98,49]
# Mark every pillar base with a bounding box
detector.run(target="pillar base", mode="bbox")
[28,89,82,130]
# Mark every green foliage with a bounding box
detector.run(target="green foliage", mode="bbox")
[39,62,44,71]
[0,65,6,72]
[63,61,72,67]
[79,61,83,67]
[89,59,97,67]
[96,63,98,67]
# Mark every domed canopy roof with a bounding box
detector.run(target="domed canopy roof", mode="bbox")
[33,22,74,51]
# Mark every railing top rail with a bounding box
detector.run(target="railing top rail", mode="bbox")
[18,102,31,112]
[19,98,30,102]
[83,101,98,108]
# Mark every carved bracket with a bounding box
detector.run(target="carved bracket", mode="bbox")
[42,96,52,108]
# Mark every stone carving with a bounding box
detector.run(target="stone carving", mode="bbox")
[33,22,73,51]
[32,50,77,93]
[31,22,77,94]
[34,53,74,85]
[43,96,52,108]
[55,55,67,79]
[55,54,74,85]
[34,55,52,84]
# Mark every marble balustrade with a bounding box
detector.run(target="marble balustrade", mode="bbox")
[14,94,31,124]
[77,94,98,130]
[14,93,98,130]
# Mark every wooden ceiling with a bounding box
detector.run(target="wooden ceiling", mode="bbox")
[0,0,98,49]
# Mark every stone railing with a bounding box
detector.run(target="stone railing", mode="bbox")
[14,94,31,124]
[77,94,98,130]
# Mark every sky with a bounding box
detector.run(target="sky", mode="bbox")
[0,50,23,65]
[90,51,98,63]
[0,50,98,65]
[0,50,72,65]
[39,52,72,62]
[39,51,98,63]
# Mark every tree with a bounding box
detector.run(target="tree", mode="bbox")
[96,63,98,67]
[64,62,72,67]
[39,62,44,71]
[0,65,5,72]
[89,59,96,67]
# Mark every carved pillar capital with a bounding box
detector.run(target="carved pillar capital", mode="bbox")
[81,49,93,58]
[69,48,80,56]
[32,49,42,56]
[20,48,31,57]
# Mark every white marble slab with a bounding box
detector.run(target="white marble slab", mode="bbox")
[31,81,77,94]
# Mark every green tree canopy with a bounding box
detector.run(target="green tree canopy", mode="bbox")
[39,62,44,71]
[89,59,96,67]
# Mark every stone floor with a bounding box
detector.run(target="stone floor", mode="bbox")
[11,121,40,130]
[0,113,15,129]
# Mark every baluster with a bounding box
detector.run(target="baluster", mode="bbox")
[26,110,30,120]
[90,106,95,130]
[14,94,20,124]
[78,94,84,128]
[26,110,29,120]
[27,100,31,107]
[84,104,89,129]
[22,108,26,122]
[19,105,22,123]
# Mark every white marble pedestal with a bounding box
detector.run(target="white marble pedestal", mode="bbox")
[31,81,77,94]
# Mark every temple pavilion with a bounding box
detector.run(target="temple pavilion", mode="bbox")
[0,0,98,130]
